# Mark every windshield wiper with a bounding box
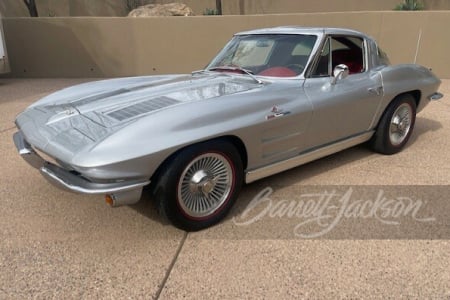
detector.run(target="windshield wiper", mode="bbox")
[207,66,263,84]
[191,69,209,75]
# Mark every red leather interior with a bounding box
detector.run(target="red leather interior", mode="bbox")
[258,67,297,77]
[332,50,363,74]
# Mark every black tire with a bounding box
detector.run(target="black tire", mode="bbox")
[152,140,243,231]
[370,94,417,155]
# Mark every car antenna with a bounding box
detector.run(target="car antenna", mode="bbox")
[414,28,422,64]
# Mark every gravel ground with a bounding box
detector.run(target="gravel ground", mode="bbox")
[1,78,449,299]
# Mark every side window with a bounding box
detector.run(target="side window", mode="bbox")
[377,45,390,65]
[331,36,365,74]
[311,35,365,77]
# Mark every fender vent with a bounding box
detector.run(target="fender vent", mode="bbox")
[106,96,180,121]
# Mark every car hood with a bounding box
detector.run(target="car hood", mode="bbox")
[16,73,264,161]
[30,73,262,127]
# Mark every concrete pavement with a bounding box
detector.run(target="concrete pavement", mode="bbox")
[0,78,449,299]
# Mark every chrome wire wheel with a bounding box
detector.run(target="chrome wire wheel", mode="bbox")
[370,94,416,155]
[389,103,413,146]
[154,140,243,231]
[177,153,234,219]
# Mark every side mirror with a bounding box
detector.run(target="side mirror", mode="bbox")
[331,64,349,85]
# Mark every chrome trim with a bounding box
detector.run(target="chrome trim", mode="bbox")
[245,131,374,183]
[14,130,150,197]
[428,92,444,101]
[13,131,45,169]
[40,164,149,195]
[108,189,144,206]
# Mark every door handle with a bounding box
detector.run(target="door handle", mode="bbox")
[265,111,290,120]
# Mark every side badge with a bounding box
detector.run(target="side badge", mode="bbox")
[266,106,290,120]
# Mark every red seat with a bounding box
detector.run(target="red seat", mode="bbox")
[332,50,363,74]
[258,67,297,77]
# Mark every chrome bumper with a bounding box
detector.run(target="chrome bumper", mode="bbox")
[13,131,150,206]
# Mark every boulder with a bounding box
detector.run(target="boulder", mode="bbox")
[128,3,194,17]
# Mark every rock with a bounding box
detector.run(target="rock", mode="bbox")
[128,3,194,17]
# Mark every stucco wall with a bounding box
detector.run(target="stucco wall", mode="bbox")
[2,0,450,17]
[2,11,450,78]
[234,0,450,13]
[0,16,10,74]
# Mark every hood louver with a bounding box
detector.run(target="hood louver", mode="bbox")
[105,96,181,121]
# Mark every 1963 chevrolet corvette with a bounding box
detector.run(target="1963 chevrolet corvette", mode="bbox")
[14,27,443,230]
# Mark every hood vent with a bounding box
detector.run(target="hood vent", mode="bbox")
[105,96,180,121]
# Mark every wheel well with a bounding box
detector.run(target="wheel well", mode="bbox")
[149,135,248,185]
[373,90,421,131]
[395,90,421,108]
[218,135,248,170]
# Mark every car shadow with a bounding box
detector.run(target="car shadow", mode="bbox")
[129,144,373,229]
[129,115,443,229]
[229,116,443,221]
[407,116,443,146]
[227,145,373,220]
[129,190,172,226]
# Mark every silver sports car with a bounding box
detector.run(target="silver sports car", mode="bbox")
[14,27,443,230]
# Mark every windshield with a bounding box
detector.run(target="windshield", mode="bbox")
[207,34,317,78]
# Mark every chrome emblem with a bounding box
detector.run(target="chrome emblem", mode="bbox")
[266,106,289,120]
[64,108,76,115]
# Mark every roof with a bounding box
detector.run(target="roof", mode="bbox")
[235,26,366,37]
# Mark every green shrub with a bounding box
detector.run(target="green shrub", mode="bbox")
[203,8,220,15]
[394,0,424,10]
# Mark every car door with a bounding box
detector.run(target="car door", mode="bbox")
[302,35,384,150]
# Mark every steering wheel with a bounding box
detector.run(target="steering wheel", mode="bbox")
[286,64,305,74]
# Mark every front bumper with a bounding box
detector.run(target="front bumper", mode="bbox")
[13,130,150,205]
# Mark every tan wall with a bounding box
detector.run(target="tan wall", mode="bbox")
[223,0,400,14]
[424,0,450,10]
[2,0,450,17]
[224,0,450,14]
[0,16,10,74]
[2,11,450,78]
